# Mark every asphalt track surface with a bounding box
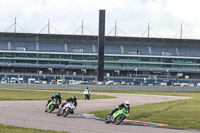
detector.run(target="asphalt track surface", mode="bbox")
[0,90,199,133]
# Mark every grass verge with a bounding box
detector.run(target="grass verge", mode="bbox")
[0,89,114,100]
[90,91,200,129]
[0,124,69,133]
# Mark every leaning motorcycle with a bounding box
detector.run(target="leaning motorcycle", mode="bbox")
[45,98,60,113]
[56,102,76,117]
[105,107,129,125]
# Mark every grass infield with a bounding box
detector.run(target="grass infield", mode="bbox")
[0,124,69,133]
[0,89,114,100]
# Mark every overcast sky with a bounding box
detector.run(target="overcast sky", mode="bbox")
[1,0,200,39]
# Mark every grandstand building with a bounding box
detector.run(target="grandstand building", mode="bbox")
[0,32,200,80]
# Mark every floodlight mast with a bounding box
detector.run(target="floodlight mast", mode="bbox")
[14,17,16,33]
[97,10,105,82]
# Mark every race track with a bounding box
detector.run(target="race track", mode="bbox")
[0,91,198,133]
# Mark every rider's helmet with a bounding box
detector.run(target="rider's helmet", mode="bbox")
[57,92,61,97]
[124,101,130,108]
[72,96,77,100]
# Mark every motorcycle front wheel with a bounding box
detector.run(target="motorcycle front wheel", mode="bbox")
[63,108,71,117]
[105,118,110,124]
[114,115,125,125]
[56,108,62,116]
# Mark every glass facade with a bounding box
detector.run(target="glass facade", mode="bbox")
[0,51,200,70]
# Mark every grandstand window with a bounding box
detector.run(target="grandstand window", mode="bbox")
[151,64,162,68]
[26,60,37,64]
[182,65,198,69]
[162,65,171,68]
[105,56,116,61]
[173,65,182,69]
[194,59,200,64]
[49,54,60,59]
[184,59,194,64]
[61,55,71,59]
[150,58,161,62]
[139,64,150,67]
[16,53,26,58]
[72,55,83,60]
[1,59,14,63]
[61,61,69,65]
[140,57,150,62]
[27,53,37,58]
[125,63,137,67]
[161,58,172,63]
[16,60,26,63]
[0,53,3,57]
[49,61,59,64]
[172,59,183,63]
[69,61,83,65]
[105,63,114,66]
[128,57,139,61]
[82,62,93,65]
[38,61,49,64]
[4,53,15,57]
[118,57,129,62]
[84,55,96,60]
[38,54,49,58]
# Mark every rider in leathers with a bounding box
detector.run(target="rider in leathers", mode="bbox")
[109,101,130,116]
[61,96,77,114]
[46,92,62,107]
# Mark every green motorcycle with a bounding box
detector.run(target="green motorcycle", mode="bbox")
[105,108,129,125]
[45,98,60,113]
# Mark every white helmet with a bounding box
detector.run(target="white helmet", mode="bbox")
[124,101,130,107]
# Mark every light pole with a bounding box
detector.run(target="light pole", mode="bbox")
[135,68,138,78]
[166,69,169,80]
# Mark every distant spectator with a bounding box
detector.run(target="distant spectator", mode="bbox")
[84,87,90,100]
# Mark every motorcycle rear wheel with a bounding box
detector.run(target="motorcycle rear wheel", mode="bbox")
[105,115,110,124]
[49,104,55,113]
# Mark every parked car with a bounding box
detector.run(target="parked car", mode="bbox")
[10,77,16,83]
[197,83,200,87]
[35,81,41,84]
[17,78,24,84]
[50,79,57,84]
[28,78,35,84]
[57,79,63,84]
[91,81,97,85]
[113,82,120,85]
[173,83,181,86]
[130,81,139,85]
[105,80,114,85]
[0,79,7,84]
[181,83,189,86]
